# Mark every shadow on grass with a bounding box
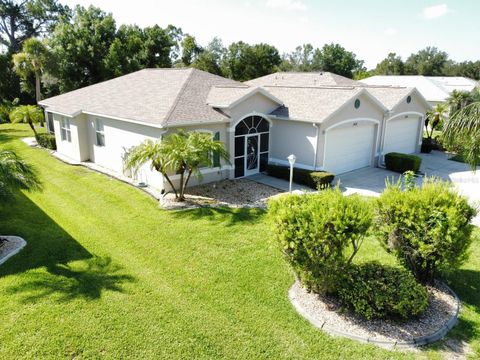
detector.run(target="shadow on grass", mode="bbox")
[170,206,266,227]
[6,256,135,302]
[0,191,135,301]
[446,268,480,313]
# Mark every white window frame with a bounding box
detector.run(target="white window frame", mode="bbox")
[60,117,71,142]
[95,118,105,147]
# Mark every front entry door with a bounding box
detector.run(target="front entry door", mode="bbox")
[245,134,259,176]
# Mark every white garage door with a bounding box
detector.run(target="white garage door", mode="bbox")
[324,123,375,174]
[384,117,420,154]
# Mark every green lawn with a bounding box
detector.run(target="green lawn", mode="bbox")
[0,123,479,359]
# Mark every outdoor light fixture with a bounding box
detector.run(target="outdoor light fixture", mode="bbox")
[287,154,296,193]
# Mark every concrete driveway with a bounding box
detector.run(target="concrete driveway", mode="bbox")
[338,151,480,226]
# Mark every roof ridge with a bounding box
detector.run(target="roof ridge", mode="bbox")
[164,68,195,123]
[264,85,357,90]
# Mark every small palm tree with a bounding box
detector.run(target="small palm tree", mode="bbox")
[9,105,45,135]
[12,38,50,103]
[446,90,473,117]
[125,131,230,201]
[443,102,480,171]
[425,103,448,141]
[0,150,42,201]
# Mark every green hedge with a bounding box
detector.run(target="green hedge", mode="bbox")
[266,164,334,189]
[384,152,422,173]
[338,262,428,320]
[35,133,57,150]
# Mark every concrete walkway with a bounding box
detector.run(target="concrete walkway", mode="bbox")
[247,173,312,192]
[338,151,480,226]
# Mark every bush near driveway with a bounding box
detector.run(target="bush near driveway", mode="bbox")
[338,262,428,320]
[385,152,422,173]
[375,179,477,284]
[268,189,372,294]
[266,164,335,189]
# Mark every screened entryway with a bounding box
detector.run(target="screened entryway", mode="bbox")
[234,115,270,178]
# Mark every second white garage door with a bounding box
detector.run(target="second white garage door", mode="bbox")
[384,117,420,154]
[323,122,376,174]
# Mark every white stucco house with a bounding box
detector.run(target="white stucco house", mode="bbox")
[361,75,478,106]
[39,69,430,192]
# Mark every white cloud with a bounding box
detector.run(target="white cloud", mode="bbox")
[423,4,450,19]
[265,0,307,11]
[384,27,398,36]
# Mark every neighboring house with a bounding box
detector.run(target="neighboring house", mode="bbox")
[39,69,430,191]
[361,75,478,106]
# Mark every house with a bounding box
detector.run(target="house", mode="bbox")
[361,75,478,106]
[39,69,430,192]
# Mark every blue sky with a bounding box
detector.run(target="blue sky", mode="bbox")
[60,0,480,68]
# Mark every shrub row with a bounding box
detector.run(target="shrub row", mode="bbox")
[385,152,422,173]
[266,164,335,189]
[35,133,57,150]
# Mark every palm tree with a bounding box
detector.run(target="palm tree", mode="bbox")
[12,38,50,104]
[0,150,42,201]
[443,102,480,171]
[9,105,45,135]
[425,103,448,141]
[446,90,473,117]
[125,131,230,201]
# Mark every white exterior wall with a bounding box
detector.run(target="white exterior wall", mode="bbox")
[52,113,88,162]
[269,119,318,169]
[85,115,165,190]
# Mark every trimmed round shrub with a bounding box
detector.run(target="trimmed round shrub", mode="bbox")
[266,164,335,189]
[385,152,422,173]
[337,262,428,320]
[268,189,372,294]
[376,179,477,284]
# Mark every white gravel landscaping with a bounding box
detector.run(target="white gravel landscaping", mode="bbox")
[160,179,282,210]
[0,236,27,265]
[289,279,459,349]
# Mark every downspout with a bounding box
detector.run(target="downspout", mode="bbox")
[378,110,392,168]
[312,123,320,170]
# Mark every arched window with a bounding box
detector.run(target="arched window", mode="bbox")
[234,116,270,178]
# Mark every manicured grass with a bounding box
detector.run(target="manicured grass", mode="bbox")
[0,123,479,359]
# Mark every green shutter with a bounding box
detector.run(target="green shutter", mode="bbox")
[213,131,220,167]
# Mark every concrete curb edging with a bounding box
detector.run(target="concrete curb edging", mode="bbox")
[0,236,27,266]
[289,280,460,349]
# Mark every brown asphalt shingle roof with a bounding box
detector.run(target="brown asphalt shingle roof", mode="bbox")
[39,68,243,127]
[245,72,361,87]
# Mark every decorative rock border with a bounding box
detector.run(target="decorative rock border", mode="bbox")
[289,280,460,349]
[0,236,27,266]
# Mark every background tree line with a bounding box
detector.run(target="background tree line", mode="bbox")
[1,0,479,113]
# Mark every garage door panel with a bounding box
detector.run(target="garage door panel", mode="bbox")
[384,117,419,154]
[324,123,375,174]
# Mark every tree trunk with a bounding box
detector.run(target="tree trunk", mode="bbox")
[178,170,185,201]
[161,171,178,199]
[29,120,37,136]
[35,73,45,127]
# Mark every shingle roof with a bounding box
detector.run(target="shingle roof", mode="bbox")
[365,86,414,110]
[245,71,361,87]
[264,86,364,122]
[39,68,242,127]
[206,85,252,107]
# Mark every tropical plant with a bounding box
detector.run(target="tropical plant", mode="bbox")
[12,37,50,103]
[443,101,480,170]
[0,149,41,201]
[124,130,230,201]
[9,105,44,134]
[446,90,473,117]
[425,103,448,140]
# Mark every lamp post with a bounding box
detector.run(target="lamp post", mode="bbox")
[287,154,296,193]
